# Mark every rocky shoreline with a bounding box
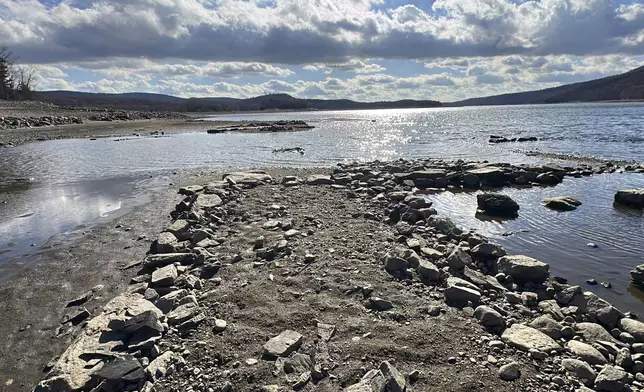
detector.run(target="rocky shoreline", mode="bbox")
[34,159,644,392]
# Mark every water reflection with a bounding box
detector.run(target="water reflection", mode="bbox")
[0,176,165,277]
[426,173,644,313]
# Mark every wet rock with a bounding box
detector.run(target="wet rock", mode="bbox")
[467,167,505,187]
[594,365,628,392]
[542,196,582,211]
[498,362,521,381]
[496,255,549,283]
[566,340,607,365]
[614,188,644,208]
[474,305,505,332]
[379,361,406,392]
[501,324,561,353]
[562,359,596,386]
[264,330,303,357]
[151,264,178,287]
[619,318,644,343]
[477,193,519,217]
[630,264,644,288]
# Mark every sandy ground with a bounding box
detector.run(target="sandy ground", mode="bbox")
[0,119,247,147]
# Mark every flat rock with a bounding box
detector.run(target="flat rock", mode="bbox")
[151,264,178,287]
[502,324,561,353]
[306,174,333,185]
[178,185,203,195]
[167,303,201,325]
[575,322,626,347]
[223,171,273,183]
[264,330,303,357]
[444,285,481,308]
[195,193,223,209]
[496,255,549,283]
[567,340,607,365]
[143,253,194,269]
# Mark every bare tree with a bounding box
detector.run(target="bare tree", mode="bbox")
[15,66,36,100]
[0,46,16,100]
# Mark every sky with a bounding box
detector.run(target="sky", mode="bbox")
[1,0,643,102]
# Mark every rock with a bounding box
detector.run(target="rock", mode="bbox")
[156,232,178,253]
[471,243,507,258]
[37,293,162,391]
[594,365,628,392]
[113,309,164,334]
[317,322,336,342]
[467,167,505,187]
[615,188,644,208]
[619,318,644,343]
[631,264,644,288]
[223,171,272,183]
[444,285,481,308]
[213,319,227,333]
[529,315,563,340]
[264,330,303,357]
[292,371,311,390]
[166,219,191,241]
[416,259,440,283]
[65,290,95,308]
[474,305,505,332]
[463,173,480,188]
[146,351,179,382]
[384,255,407,274]
[167,303,201,325]
[379,361,406,392]
[345,369,386,392]
[366,297,393,311]
[501,324,562,353]
[154,289,187,314]
[575,322,626,347]
[464,267,506,292]
[583,292,623,330]
[447,246,472,271]
[143,253,195,269]
[562,359,596,386]
[306,174,333,185]
[538,300,565,321]
[151,264,178,287]
[178,185,203,195]
[94,355,145,383]
[543,196,582,211]
[195,193,223,209]
[477,193,519,217]
[566,340,607,365]
[496,255,549,283]
[498,362,521,381]
[395,169,447,187]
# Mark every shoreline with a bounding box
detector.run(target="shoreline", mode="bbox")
[20,161,644,392]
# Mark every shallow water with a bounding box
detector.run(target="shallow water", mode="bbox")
[425,173,644,312]
[0,103,643,311]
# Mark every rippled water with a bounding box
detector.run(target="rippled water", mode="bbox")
[0,103,643,311]
[426,173,644,312]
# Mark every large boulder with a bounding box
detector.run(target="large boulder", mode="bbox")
[477,193,519,217]
[594,365,629,392]
[496,255,549,283]
[584,292,623,329]
[542,196,582,211]
[501,324,561,353]
[614,189,644,208]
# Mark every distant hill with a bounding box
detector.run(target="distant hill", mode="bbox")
[34,91,442,112]
[453,65,644,106]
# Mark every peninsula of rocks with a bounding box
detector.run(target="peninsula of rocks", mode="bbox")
[34,159,644,392]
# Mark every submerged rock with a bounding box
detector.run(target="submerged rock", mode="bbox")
[477,193,519,217]
[542,196,582,211]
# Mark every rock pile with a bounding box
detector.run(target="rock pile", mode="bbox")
[0,115,83,129]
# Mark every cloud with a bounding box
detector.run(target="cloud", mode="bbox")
[303,59,386,74]
[1,0,642,66]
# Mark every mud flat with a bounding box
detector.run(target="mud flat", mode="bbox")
[28,159,644,392]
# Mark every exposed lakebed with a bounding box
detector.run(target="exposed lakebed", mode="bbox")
[0,104,643,312]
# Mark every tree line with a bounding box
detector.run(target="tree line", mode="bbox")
[0,46,35,100]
